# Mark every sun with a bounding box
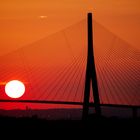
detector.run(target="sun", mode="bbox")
[5,80,25,98]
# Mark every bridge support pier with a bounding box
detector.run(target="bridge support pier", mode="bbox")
[132,107,137,119]
[82,13,101,120]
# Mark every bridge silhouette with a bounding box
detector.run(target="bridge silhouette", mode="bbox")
[0,13,140,119]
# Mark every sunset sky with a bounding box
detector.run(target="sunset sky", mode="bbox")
[0,0,140,56]
[0,0,140,110]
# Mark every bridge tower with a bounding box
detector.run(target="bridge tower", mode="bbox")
[82,13,101,120]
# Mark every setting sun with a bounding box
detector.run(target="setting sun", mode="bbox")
[5,80,25,99]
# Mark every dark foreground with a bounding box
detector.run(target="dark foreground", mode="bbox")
[0,115,140,140]
[0,115,139,138]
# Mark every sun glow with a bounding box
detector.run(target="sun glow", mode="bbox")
[5,80,25,98]
[39,16,47,19]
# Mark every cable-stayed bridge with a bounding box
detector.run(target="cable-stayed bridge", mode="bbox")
[0,13,140,119]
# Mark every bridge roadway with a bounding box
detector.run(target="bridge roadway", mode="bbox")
[0,99,140,109]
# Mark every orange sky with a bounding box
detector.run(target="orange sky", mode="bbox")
[0,0,140,110]
[0,0,140,56]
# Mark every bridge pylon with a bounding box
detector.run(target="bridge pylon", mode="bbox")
[82,13,101,120]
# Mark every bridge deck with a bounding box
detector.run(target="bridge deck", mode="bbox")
[0,99,140,109]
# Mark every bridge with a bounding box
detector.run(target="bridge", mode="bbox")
[0,13,140,119]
